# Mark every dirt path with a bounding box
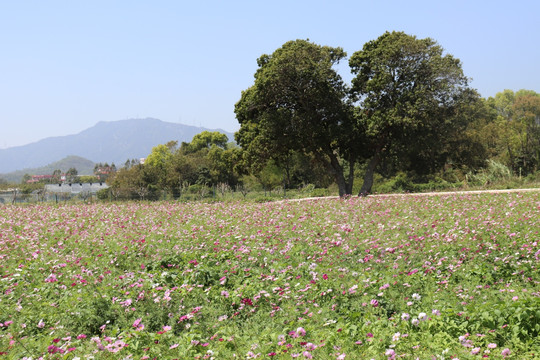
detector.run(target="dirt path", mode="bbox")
[281,187,540,203]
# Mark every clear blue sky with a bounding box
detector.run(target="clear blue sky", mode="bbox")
[1,0,539,148]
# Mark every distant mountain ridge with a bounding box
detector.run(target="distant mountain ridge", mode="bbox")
[0,118,234,174]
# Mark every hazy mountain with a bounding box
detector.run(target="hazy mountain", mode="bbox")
[0,118,234,174]
[0,156,96,183]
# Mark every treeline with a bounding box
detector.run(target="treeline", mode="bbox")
[105,33,539,200]
[106,32,539,200]
[104,85,539,201]
[106,131,336,200]
[233,32,539,196]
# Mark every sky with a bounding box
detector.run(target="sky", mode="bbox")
[1,0,539,149]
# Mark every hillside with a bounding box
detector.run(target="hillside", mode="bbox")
[0,118,234,174]
[0,156,95,183]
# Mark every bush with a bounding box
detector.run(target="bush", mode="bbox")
[374,172,415,193]
[466,160,512,186]
[310,188,329,197]
[96,188,110,200]
[254,196,273,203]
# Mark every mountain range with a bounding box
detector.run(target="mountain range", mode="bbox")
[0,118,234,177]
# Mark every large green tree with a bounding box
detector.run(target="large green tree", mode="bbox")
[349,31,479,194]
[235,39,357,196]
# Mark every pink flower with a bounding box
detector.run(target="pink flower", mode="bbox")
[385,349,396,359]
[47,345,60,354]
[487,343,497,349]
[132,318,144,330]
[296,327,306,336]
[501,348,511,357]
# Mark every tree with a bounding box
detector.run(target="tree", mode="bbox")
[511,91,540,173]
[146,144,174,170]
[65,167,78,183]
[482,89,540,174]
[235,39,357,196]
[349,31,478,194]
[181,131,228,154]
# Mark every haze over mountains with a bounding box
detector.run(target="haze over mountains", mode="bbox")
[0,118,234,175]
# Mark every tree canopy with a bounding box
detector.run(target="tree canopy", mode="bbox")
[235,32,482,196]
[235,39,357,196]
[349,31,480,194]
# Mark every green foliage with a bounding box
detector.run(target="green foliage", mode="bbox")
[309,188,329,197]
[235,39,357,196]
[146,144,174,169]
[107,132,241,200]
[466,160,513,186]
[479,89,540,175]
[182,131,228,154]
[349,31,480,194]
[96,188,110,200]
[78,175,99,183]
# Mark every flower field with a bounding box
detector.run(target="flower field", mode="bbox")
[1,192,539,359]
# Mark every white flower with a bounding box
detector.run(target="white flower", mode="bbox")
[411,318,420,326]
[401,313,410,321]
[392,332,401,342]
[412,293,421,301]
[418,312,427,321]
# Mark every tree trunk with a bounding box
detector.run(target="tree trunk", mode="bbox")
[327,152,350,197]
[359,151,381,196]
[347,157,355,195]
[314,150,352,197]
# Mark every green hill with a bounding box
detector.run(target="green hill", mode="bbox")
[0,156,95,183]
